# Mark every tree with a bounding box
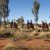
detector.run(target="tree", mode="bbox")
[0,0,9,24]
[32,0,40,30]
[17,16,24,28]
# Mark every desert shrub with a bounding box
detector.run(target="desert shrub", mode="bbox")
[4,46,29,50]
[13,34,28,41]
[13,32,28,40]
[0,34,3,38]
[5,45,50,50]
[0,32,14,38]
[4,46,16,50]
[46,34,50,38]
[10,34,14,38]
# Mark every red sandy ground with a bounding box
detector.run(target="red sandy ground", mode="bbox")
[0,38,50,50]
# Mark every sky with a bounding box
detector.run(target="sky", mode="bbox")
[8,0,50,24]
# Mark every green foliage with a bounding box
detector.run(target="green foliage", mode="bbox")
[0,0,10,24]
[32,1,40,21]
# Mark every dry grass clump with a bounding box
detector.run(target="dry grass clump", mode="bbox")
[4,45,50,50]
[4,45,29,50]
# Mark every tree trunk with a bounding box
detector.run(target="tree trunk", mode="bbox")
[4,17,6,25]
[36,22,37,31]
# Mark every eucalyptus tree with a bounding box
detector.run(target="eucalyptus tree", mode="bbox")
[32,0,40,29]
[0,0,9,24]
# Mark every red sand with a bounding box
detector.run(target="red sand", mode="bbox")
[0,38,50,49]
